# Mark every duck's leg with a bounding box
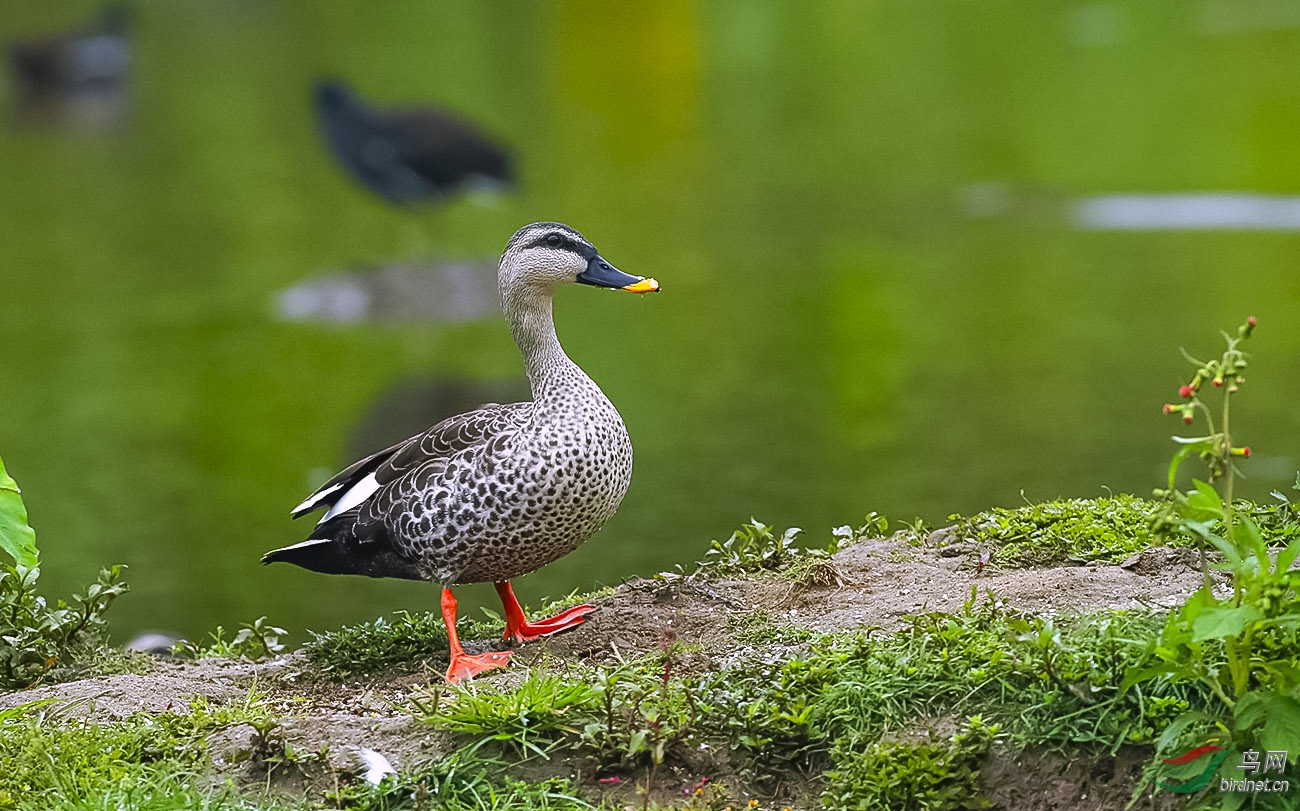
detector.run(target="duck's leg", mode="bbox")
[442,587,512,682]
[495,581,597,643]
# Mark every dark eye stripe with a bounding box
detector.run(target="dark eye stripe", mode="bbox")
[526,232,584,254]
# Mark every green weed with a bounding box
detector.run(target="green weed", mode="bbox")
[0,563,128,688]
[308,609,448,676]
[830,512,891,550]
[398,591,1242,808]
[70,643,156,679]
[945,495,1168,566]
[702,652,822,778]
[415,642,709,771]
[1253,478,1300,547]
[0,697,299,811]
[727,609,820,646]
[306,588,613,678]
[0,457,37,568]
[703,515,874,578]
[825,605,1201,750]
[305,609,468,678]
[412,668,601,758]
[184,690,277,732]
[1130,317,1300,784]
[577,646,706,768]
[329,747,595,811]
[174,616,288,662]
[821,715,999,811]
[704,519,806,574]
[0,455,130,689]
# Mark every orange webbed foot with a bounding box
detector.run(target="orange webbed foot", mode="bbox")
[494,581,598,643]
[503,602,597,643]
[445,648,513,683]
[442,585,514,682]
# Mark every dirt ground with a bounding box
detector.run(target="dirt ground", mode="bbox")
[0,536,1207,810]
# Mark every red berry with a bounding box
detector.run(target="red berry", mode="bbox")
[1247,316,1257,327]
[1183,413,1194,424]
[1242,447,1251,457]
[1163,404,1175,414]
[1213,377,1224,387]
[1179,385,1194,398]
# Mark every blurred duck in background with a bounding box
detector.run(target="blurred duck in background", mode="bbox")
[10,4,131,99]
[313,79,514,206]
[8,3,132,130]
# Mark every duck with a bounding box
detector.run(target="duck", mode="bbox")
[263,222,659,681]
[9,4,131,99]
[313,79,513,205]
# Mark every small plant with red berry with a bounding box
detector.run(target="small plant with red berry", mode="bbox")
[1127,316,1300,782]
[1152,315,1256,586]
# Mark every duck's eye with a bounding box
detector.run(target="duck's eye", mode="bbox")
[546,234,562,247]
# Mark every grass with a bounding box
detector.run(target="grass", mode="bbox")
[945,494,1300,567]
[2,503,1298,810]
[727,609,819,646]
[0,690,596,811]
[698,514,887,580]
[70,643,157,679]
[0,693,302,811]
[404,588,1267,808]
[794,601,1199,751]
[695,594,1220,805]
[305,588,615,678]
[821,716,999,811]
[411,668,602,758]
[412,650,708,770]
[941,495,1169,565]
[0,563,130,689]
[329,753,596,811]
[304,609,458,678]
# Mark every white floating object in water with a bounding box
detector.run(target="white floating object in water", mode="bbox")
[1075,193,1300,231]
[276,259,499,324]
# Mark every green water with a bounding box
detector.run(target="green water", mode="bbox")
[2,1,1298,643]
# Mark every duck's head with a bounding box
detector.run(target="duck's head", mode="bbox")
[499,222,659,303]
[314,79,362,119]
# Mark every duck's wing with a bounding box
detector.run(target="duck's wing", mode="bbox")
[291,402,531,522]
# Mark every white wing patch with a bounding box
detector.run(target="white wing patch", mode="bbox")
[320,472,381,523]
[269,537,333,554]
[292,482,344,515]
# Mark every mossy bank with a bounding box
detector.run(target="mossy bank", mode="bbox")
[2,500,1299,811]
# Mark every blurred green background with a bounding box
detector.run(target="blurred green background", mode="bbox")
[1,1,1298,644]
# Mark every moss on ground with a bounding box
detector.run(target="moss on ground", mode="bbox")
[944,494,1300,567]
[2,500,1298,810]
[942,495,1169,565]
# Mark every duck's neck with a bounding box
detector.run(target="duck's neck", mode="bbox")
[506,288,585,401]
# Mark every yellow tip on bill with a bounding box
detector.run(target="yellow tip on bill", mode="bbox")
[621,277,660,293]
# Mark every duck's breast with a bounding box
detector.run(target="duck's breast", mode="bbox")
[447,395,633,584]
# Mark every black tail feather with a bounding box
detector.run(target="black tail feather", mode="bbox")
[262,519,424,581]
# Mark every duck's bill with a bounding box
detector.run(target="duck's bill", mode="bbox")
[578,256,661,293]
[620,277,660,293]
